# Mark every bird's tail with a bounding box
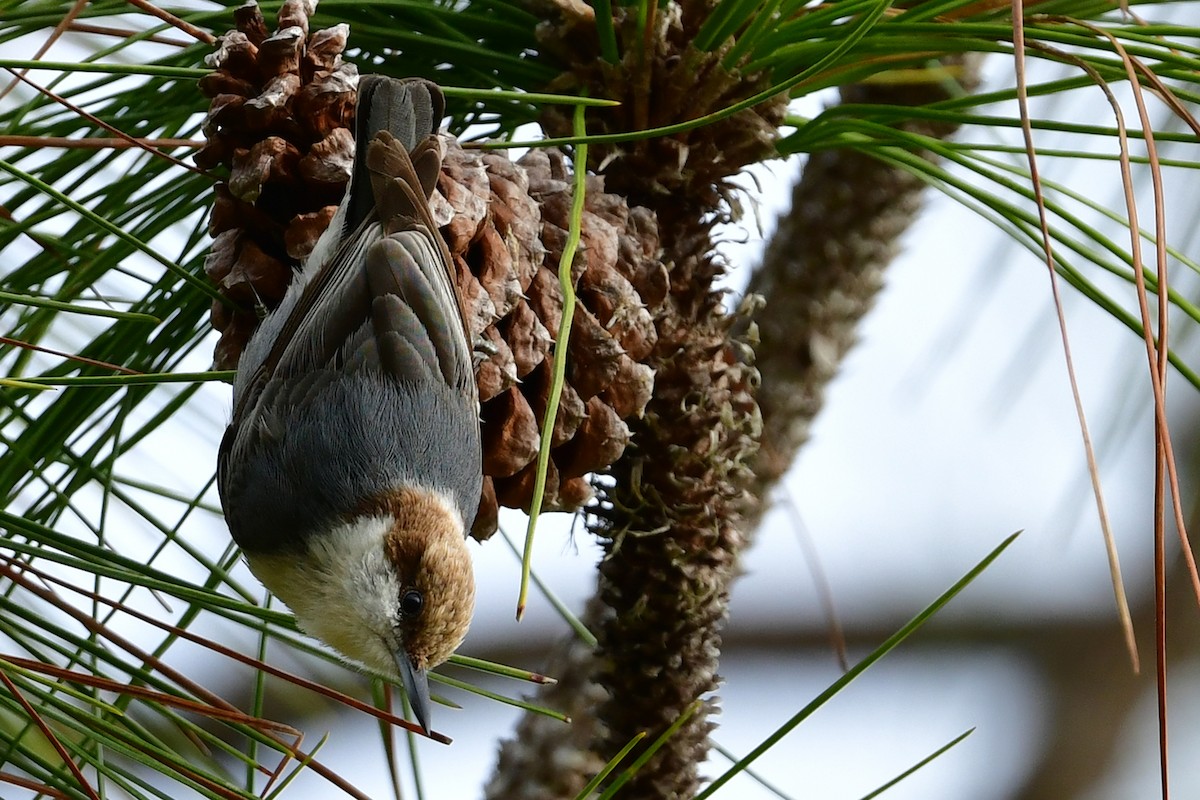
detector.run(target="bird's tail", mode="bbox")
[356,77,473,389]
[345,76,445,234]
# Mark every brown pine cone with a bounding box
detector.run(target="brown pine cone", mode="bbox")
[437,141,665,537]
[200,0,355,369]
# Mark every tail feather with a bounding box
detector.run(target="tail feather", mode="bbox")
[359,76,444,153]
[345,76,445,233]
[364,131,430,229]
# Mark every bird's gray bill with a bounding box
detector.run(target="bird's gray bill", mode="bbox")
[398,651,432,735]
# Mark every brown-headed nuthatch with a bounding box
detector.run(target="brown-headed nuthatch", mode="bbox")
[217,76,481,735]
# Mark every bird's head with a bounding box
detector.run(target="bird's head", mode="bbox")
[244,486,475,735]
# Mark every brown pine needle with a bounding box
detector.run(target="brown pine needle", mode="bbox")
[0,136,202,149]
[1,656,297,738]
[0,0,88,103]
[0,670,101,800]
[1009,7,1141,674]
[0,773,72,799]
[1078,22,1199,800]
[0,560,386,797]
[121,0,215,44]
[3,69,209,176]
[5,556,451,743]
[1067,19,1200,613]
[67,22,192,47]
[780,486,848,672]
[0,336,140,375]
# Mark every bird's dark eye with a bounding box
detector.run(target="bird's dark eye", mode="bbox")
[400,589,424,617]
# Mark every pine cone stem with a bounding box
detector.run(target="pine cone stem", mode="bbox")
[586,215,759,798]
[484,218,759,800]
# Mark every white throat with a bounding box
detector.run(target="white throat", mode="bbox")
[245,515,401,675]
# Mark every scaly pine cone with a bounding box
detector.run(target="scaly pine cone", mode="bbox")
[199,0,355,371]
[198,2,667,537]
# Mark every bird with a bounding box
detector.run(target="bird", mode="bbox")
[217,75,482,736]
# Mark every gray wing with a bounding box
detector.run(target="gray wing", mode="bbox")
[218,77,481,551]
[218,367,482,555]
[236,219,472,400]
[218,223,482,551]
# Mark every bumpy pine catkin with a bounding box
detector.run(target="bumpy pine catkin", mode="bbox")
[199,2,667,537]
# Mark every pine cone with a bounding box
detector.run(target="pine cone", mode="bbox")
[199,3,667,536]
[438,142,665,536]
[200,0,355,369]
